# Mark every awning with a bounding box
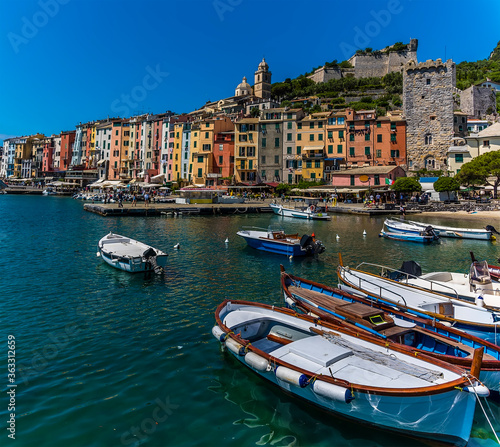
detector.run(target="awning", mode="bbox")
[97,159,106,166]
[303,146,324,151]
[151,173,165,183]
[264,182,279,187]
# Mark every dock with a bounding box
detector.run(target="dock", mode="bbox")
[83,201,412,217]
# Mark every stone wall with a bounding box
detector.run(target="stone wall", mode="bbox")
[308,67,343,83]
[460,85,497,118]
[348,49,417,79]
[403,59,456,172]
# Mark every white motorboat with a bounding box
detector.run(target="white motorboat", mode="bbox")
[402,218,498,241]
[270,203,331,220]
[97,233,168,273]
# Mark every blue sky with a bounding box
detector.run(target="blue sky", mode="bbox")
[1,0,499,144]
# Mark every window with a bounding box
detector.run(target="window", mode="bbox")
[377,135,382,143]
[274,155,279,164]
[318,121,323,128]
[287,122,292,129]
[202,144,211,151]
[484,140,490,147]
[288,174,293,183]
[376,121,381,128]
[205,132,209,138]
[275,138,280,147]
[239,147,245,156]
[349,134,354,141]
[287,133,292,141]
[390,149,399,158]
[391,123,396,130]
[338,130,344,139]
[365,147,370,156]
[240,160,245,169]
[365,133,370,141]
[328,131,333,139]
[337,117,344,125]
[297,123,302,130]
[194,141,197,148]
[328,117,336,125]
[374,174,380,185]
[350,175,355,186]
[328,145,333,154]
[349,147,355,156]
[176,132,179,138]
[261,155,266,164]
[275,123,280,131]
[426,79,431,85]
[306,161,312,168]
[458,125,463,132]
[297,134,302,141]
[206,123,210,128]
[219,144,223,151]
[391,134,396,142]
[248,160,253,170]
[311,173,316,179]
[309,134,314,141]
[262,137,266,147]
[310,122,314,129]
[376,149,381,157]
[315,160,320,168]
[115,130,119,136]
[455,154,464,163]
[425,134,432,145]
[197,168,202,177]
[318,134,323,141]
[297,146,301,155]
[287,113,292,119]
[287,146,292,154]
[239,135,247,142]
[337,145,342,154]
[197,156,203,163]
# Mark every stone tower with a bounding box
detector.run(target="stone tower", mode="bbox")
[403,58,456,172]
[254,58,271,99]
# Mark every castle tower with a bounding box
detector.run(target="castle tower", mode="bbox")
[403,58,456,172]
[254,58,271,99]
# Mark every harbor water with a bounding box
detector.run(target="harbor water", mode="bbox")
[1,195,500,447]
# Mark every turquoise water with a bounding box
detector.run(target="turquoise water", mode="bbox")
[1,195,500,447]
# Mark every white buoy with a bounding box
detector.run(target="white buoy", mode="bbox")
[173,243,180,250]
[363,230,367,236]
[289,255,293,261]
[96,252,100,257]
[225,238,229,243]
[336,234,340,240]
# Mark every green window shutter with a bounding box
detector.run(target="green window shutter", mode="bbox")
[328,145,333,154]
[349,147,355,156]
[337,145,342,153]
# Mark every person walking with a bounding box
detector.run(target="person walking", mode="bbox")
[144,192,149,208]
[132,194,137,207]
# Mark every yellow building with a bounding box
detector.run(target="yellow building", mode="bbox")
[298,112,329,181]
[325,111,347,182]
[234,118,259,184]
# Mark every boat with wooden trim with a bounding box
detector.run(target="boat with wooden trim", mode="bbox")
[336,254,500,344]
[270,203,331,220]
[97,233,168,273]
[236,226,325,257]
[401,218,499,241]
[471,251,500,281]
[213,299,488,446]
[280,266,500,393]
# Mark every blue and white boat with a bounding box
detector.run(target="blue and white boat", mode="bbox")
[384,219,437,236]
[380,219,438,243]
[213,299,488,446]
[236,226,325,257]
[270,203,331,220]
[379,229,437,244]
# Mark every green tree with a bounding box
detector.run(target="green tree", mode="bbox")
[455,151,500,198]
[249,107,260,118]
[390,177,422,193]
[433,176,460,201]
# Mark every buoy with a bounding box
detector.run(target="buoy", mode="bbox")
[173,243,180,250]
[363,230,367,236]
[96,252,101,257]
[336,234,340,240]
[312,380,354,403]
[476,295,484,307]
[211,325,226,342]
[244,352,269,372]
[289,255,293,261]
[225,238,229,243]
[285,297,295,308]
[275,366,308,388]
[225,338,245,356]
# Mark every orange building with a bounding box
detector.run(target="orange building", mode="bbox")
[60,131,75,172]
[372,111,407,167]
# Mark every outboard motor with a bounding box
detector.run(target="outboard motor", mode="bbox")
[142,247,163,274]
[300,234,325,256]
[398,260,422,278]
[422,225,438,240]
[486,225,500,235]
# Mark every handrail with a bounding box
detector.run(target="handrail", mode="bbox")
[354,261,461,300]
[339,265,408,308]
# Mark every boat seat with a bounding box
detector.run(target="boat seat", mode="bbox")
[426,272,453,282]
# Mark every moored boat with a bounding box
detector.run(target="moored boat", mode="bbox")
[471,251,500,281]
[270,203,331,220]
[379,229,437,244]
[236,226,325,257]
[280,266,500,393]
[213,299,488,446]
[337,255,500,344]
[403,218,498,240]
[97,232,168,273]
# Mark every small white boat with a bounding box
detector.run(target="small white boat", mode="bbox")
[403,259,500,309]
[384,219,438,238]
[97,233,168,273]
[402,218,498,241]
[213,300,488,446]
[337,255,500,344]
[270,203,331,220]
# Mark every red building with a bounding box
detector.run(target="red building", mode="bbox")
[212,130,234,185]
[60,130,75,172]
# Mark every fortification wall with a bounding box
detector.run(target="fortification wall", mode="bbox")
[307,67,343,83]
[403,59,456,171]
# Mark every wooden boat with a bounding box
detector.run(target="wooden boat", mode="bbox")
[379,229,437,244]
[337,255,500,344]
[270,203,331,220]
[280,266,500,393]
[402,218,498,240]
[472,251,500,281]
[97,232,168,273]
[213,299,488,446]
[236,226,325,257]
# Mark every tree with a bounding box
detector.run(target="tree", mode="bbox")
[455,151,500,198]
[433,176,460,201]
[249,107,260,118]
[390,177,422,193]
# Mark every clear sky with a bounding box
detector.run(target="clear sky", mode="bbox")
[1,0,499,144]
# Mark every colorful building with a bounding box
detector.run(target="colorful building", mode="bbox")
[282,108,305,184]
[299,112,330,181]
[324,111,347,183]
[234,117,259,184]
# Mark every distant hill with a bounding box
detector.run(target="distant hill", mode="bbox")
[490,40,500,61]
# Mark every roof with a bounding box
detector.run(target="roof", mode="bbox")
[236,118,259,124]
[477,122,500,138]
[330,166,402,175]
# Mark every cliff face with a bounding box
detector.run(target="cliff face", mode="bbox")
[489,40,500,61]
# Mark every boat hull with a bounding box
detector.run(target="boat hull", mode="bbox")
[270,203,331,220]
[99,249,168,273]
[406,219,492,240]
[237,234,307,256]
[380,230,434,244]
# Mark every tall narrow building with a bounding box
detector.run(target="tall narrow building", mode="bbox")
[254,58,271,99]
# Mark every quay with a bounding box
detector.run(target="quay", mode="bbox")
[83,199,413,217]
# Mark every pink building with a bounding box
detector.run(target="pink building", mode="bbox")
[330,165,405,193]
